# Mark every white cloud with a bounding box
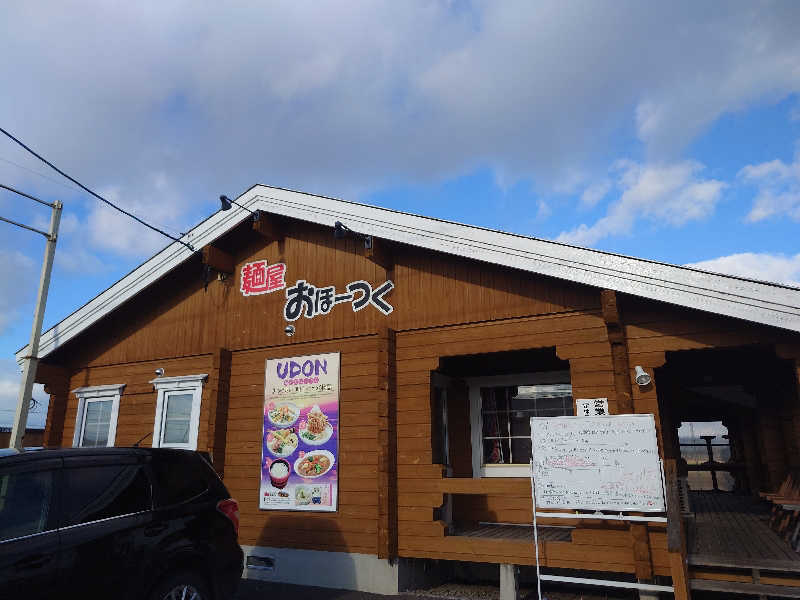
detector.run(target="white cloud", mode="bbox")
[580,179,612,209]
[0,0,797,218]
[0,359,48,429]
[685,252,800,287]
[535,199,551,221]
[739,147,800,222]
[557,160,726,246]
[85,173,198,257]
[0,251,36,334]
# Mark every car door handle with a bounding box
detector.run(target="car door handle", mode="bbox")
[144,523,168,536]
[15,553,52,569]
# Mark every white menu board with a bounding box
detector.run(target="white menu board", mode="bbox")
[530,414,665,512]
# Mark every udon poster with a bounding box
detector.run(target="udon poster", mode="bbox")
[260,352,339,512]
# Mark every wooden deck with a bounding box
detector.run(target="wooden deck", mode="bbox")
[688,491,800,570]
[451,523,572,543]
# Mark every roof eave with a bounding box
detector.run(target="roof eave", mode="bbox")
[17,185,800,365]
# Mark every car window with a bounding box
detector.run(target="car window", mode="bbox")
[151,454,209,507]
[62,465,151,526]
[0,470,55,541]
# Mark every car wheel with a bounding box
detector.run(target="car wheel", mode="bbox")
[149,570,211,600]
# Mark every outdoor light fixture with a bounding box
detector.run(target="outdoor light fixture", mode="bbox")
[154,368,164,377]
[333,220,372,249]
[634,366,652,386]
[284,324,296,337]
[220,195,260,221]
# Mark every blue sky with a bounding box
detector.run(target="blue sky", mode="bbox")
[1,1,799,427]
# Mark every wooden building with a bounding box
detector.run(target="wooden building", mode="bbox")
[19,185,800,599]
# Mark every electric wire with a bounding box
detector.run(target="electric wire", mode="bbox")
[0,158,188,237]
[0,155,83,194]
[0,126,195,251]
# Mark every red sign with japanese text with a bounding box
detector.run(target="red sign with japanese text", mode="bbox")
[240,260,286,296]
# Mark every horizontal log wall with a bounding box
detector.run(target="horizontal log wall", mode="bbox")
[224,336,380,555]
[63,354,214,448]
[396,310,628,565]
[40,214,800,577]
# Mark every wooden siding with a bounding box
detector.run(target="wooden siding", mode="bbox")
[63,354,214,448]
[395,311,620,564]
[224,336,380,555]
[36,215,800,586]
[50,220,598,370]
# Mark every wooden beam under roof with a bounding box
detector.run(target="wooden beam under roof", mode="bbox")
[201,245,235,274]
[365,237,393,271]
[252,214,284,242]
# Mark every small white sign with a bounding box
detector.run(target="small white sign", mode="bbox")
[576,397,608,416]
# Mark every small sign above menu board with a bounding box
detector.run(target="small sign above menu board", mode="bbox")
[260,352,339,512]
[530,414,665,513]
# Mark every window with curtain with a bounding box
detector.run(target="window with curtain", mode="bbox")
[481,383,573,467]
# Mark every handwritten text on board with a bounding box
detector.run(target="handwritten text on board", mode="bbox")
[530,415,665,512]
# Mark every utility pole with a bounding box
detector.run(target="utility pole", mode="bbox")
[6,191,62,449]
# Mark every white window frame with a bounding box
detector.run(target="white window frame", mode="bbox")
[71,384,125,448]
[467,371,571,478]
[150,374,207,450]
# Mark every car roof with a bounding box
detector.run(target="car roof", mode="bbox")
[0,446,203,465]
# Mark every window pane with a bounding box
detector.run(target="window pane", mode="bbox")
[81,399,112,447]
[510,437,532,464]
[0,470,54,541]
[509,412,531,437]
[536,397,572,417]
[713,445,731,464]
[150,454,209,507]
[62,465,150,525]
[481,383,572,468]
[163,393,193,445]
[483,410,509,438]
[484,438,510,464]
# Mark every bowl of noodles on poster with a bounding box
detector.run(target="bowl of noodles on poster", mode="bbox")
[298,404,333,446]
[294,450,335,478]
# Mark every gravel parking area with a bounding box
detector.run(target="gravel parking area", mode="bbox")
[234,580,634,600]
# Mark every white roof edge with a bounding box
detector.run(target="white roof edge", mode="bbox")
[17,185,800,365]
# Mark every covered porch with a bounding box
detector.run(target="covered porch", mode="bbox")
[656,344,800,597]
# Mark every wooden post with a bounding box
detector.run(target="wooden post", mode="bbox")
[206,348,232,476]
[600,289,634,413]
[630,523,653,580]
[36,363,70,447]
[377,327,397,559]
[665,458,692,600]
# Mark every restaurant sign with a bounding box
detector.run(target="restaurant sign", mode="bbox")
[260,352,340,512]
[240,260,394,320]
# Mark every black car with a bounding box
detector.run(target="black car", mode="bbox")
[0,446,243,600]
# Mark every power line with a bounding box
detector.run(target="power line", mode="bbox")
[0,160,188,238]
[0,155,83,194]
[0,126,195,251]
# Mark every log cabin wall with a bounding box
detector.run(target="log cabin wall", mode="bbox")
[41,219,609,564]
[224,336,381,555]
[62,354,215,448]
[35,215,800,592]
[394,312,676,575]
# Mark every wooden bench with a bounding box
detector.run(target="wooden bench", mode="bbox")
[762,469,800,503]
[764,470,800,552]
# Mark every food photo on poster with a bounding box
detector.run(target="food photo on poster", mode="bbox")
[260,352,340,512]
